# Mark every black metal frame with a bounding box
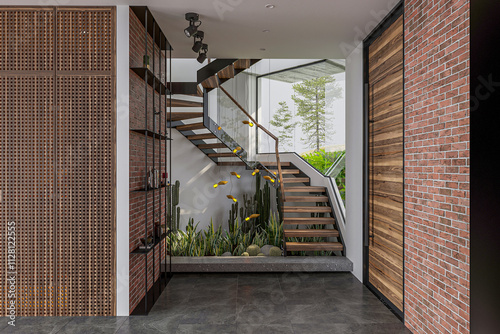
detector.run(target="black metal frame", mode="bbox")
[130,6,172,316]
[362,0,404,321]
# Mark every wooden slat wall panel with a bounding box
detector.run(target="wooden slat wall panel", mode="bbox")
[368,15,404,312]
[0,6,115,316]
[0,75,55,316]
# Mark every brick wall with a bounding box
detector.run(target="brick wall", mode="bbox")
[404,0,470,333]
[129,8,167,314]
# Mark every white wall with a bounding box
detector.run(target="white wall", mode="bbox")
[345,42,364,282]
[115,5,129,316]
[170,129,257,231]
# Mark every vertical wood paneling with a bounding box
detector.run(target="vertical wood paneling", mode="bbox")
[367,15,404,312]
[0,6,115,316]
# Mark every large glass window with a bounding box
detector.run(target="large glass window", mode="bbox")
[257,59,346,201]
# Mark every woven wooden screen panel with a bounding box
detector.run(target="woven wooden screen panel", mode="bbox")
[0,8,54,72]
[0,75,55,316]
[0,7,115,316]
[57,8,113,73]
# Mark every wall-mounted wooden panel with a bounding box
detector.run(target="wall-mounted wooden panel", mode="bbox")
[0,8,54,72]
[0,75,55,316]
[366,14,404,313]
[0,6,115,316]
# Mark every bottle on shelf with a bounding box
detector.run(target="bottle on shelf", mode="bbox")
[143,55,150,69]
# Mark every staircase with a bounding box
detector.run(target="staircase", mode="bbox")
[261,161,344,255]
[167,59,259,166]
[168,59,345,255]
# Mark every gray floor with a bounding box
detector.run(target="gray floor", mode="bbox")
[0,273,410,334]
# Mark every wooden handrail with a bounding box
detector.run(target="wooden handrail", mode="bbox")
[218,85,286,203]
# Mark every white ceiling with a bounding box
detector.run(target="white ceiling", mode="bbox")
[5,0,398,59]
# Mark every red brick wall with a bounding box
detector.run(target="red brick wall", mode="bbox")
[129,8,167,314]
[404,0,470,333]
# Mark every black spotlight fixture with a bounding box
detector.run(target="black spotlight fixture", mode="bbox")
[197,44,208,63]
[192,31,204,53]
[184,12,201,37]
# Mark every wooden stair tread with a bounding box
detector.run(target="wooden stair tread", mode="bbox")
[284,229,339,237]
[286,242,343,252]
[284,196,329,202]
[208,152,236,158]
[233,59,251,70]
[187,133,216,140]
[283,177,310,184]
[270,169,300,174]
[283,206,331,213]
[284,186,326,193]
[284,217,335,225]
[217,161,246,166]
[198,143,227,149]
[168,112,203,122]
[201,76,219,90]
[168,99,203,108]
[260,161,291,167]
[217,65,235,80]
[176,122,205,131]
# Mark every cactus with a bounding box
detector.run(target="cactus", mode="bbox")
[254,175,272,229]
[228,201,239,234]
[246,244,260,256]
[257,253,265,257]
[269,246,281,257]
[167,180,181,231]
[241,252,249,257]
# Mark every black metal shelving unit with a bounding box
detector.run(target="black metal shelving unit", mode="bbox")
[129,6,173,316]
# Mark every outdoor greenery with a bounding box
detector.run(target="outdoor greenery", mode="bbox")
[269,101,296,151]
[291,76,342,151]
[301,149,346,201]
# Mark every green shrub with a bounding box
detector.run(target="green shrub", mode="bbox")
[301,149,346,201]
[269,246,282,257]
[246,244,260,256]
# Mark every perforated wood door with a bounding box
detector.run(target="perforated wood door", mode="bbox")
[0,7,115,316]
[0,8,56,317]
[55,7,115,316]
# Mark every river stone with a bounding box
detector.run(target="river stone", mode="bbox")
[222,252,232,256]
[260,245,273,256]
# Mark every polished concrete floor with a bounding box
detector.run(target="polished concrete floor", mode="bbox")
[0,273,410,333]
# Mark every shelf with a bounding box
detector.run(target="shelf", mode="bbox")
[131,67,169,95]
[131,6,173,51]
[130,128,171,140]
[131,184,167,193]
[131,231,170,254]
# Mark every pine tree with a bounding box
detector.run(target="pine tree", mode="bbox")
[292,76,342,151]
[270,101,296,151]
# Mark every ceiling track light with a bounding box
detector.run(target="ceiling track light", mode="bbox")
[185,13,209,62]
[192,31,204,53]
[197,44,208,63]
[184,12,201,38]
